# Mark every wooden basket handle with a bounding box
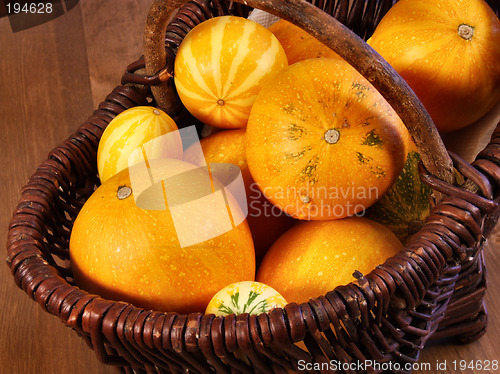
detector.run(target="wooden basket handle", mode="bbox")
[143,0,455,185]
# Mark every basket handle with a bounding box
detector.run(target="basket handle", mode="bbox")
[143,0,455,186]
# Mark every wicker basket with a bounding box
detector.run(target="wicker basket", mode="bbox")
[6,0,500,373]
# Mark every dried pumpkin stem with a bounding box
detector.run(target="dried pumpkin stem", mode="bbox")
[458,24,475,40]
[143,0,455,188]
[117,185,132,200]
[324,129,340,144]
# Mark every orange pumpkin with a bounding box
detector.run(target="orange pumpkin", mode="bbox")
[367,0,500,133]
[256,217,403,304]
[183,129,296,261]
[268,19,342,65]
[246,58,410,220]
[174,16,288,129]
[70,158,255,314]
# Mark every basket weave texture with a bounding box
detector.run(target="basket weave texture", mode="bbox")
[6,0,500,373]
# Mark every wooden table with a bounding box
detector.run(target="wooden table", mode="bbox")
[1,1,499,373]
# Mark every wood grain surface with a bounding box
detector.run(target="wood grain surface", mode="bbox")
[1,1,499,373]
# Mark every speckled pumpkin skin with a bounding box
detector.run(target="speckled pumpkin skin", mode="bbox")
[256,217,403,304]
[246,58,410,220]
[183,129,296,262]
[70,158,255,314]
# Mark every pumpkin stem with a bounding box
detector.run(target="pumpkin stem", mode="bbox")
[117,185,132,200]
[458,24,475,40]
[324,129,340,144]
[217,99,225,106]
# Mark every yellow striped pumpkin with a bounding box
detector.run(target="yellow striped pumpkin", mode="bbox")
[97,106,182,183]
[174,16,288,129]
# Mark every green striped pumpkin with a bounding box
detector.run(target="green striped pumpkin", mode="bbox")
[364,150,433,245]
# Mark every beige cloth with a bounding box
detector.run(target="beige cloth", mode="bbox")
[247,8,280,27]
